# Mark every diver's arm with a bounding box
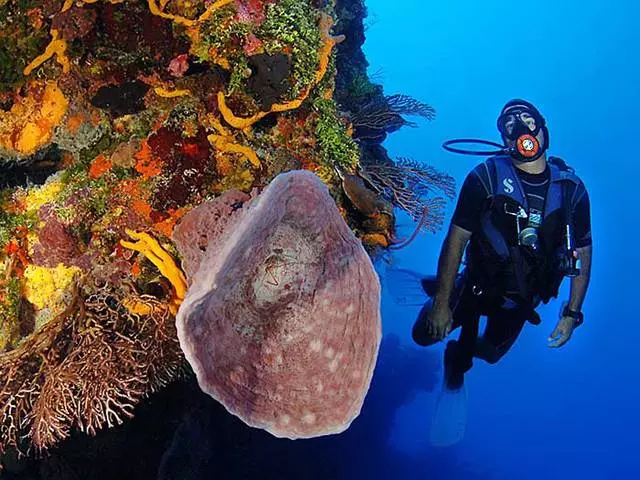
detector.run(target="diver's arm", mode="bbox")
[568,244,592,313]
[432,224,472,309]
[569,184,592,313]
[548,244,592,348]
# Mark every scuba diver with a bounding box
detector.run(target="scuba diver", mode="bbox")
[396,99,593,446]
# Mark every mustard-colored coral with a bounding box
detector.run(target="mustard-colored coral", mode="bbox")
[154,87,191,98]
[214,163,255,193]
[147,0,234,27]
[23,29,70,76]
[208,134,261,168]
[23,177,65,213]
[313,164,338,186]
[26,232,39,257]
[0,82,69,156]
[120,230,187,315]
[23,264,81,311]
[121,298,154,316]
[317,13,345,82]
[361,233,390,248]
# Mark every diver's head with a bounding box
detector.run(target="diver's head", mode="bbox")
[497,99,549,162]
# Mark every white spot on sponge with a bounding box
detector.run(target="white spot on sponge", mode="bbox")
[302,412,316,424]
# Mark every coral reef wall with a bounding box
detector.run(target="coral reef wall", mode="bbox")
[0,0,454,461]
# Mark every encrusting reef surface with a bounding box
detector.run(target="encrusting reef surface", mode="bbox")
[0,0,456,466]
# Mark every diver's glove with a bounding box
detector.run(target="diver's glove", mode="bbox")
[547,301,582,348]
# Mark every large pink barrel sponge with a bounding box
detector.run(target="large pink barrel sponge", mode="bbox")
[175,170,382,439]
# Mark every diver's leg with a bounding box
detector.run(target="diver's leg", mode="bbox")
[429,283,479,446]
[410,276,482,386]
[475,307,527,364]
[441,281,481,389]
[444,311,480,390]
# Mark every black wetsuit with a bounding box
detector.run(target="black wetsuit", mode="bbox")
[412,163,592,389]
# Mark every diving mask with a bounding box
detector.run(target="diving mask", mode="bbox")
[497,107,546,162]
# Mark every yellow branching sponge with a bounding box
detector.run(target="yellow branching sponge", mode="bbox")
[120,229,187,315]
[23,29,70,76]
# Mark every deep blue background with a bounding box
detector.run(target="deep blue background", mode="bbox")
[362,1,640,478]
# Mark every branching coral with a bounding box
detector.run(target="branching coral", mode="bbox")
[359,157,456,233]
[0,283,185,457]
[350,94,436,140]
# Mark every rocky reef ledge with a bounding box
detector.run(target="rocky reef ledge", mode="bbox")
[0,0,455,469]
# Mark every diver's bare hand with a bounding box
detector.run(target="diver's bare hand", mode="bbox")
[427,302,453,340]
[548,316,576,348]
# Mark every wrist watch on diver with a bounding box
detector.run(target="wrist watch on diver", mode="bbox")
[562,305,584,327]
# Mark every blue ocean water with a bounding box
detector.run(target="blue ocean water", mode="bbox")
[362,0,640,479]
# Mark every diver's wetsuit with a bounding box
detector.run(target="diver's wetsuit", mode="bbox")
[412,272,539,389]
[412,164,592,390]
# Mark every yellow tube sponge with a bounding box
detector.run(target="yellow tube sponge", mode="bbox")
[154,87,191,98]
[23,29,70,76]
[208,134,261,168]
[120,229,187,304]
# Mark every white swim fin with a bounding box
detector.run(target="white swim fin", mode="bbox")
[429,382,468,447]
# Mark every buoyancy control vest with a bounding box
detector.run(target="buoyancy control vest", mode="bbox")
[464,155,584,305]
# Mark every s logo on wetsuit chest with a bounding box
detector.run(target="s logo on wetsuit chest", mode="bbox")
[502,178,514,194]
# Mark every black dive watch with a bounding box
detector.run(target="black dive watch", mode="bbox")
[562,305,584,327]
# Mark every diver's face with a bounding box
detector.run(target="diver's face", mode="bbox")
[503,112,540,148]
